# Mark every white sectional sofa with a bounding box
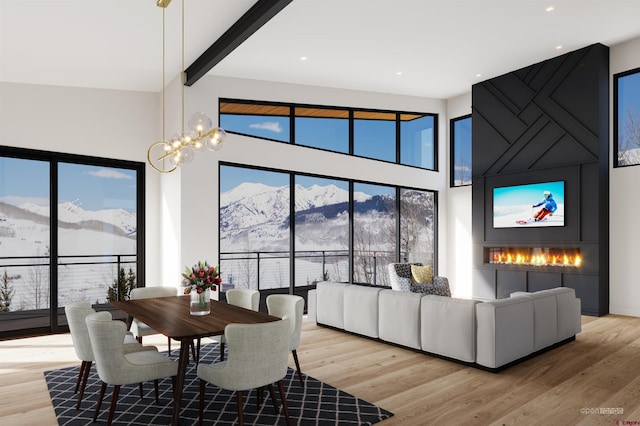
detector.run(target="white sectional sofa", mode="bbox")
[308,281,581,371]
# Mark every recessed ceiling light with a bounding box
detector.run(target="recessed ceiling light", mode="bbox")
[396,71,402,76]
[300,56,307,61]
[556,45,563,50]
[476,73,482,78]
[546,6,555,12]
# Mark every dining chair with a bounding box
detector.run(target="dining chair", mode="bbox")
[197,318,292,426]
[85,311,178,426]
[64,301,156,410]
[266,294,305,386]
[204,288,259,362]
[129,286,177,353]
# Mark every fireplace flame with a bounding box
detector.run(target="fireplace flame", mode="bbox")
[489,248,581,267]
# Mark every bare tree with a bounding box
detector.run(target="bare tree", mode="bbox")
[29,246,50,310]
[618,106,640,166]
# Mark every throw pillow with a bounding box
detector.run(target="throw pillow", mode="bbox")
[411,264,433,284]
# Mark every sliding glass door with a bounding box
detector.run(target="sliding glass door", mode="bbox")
[0,156,51,333]
[0,147,144,338]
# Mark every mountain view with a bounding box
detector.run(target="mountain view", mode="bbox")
[0,200,137,311]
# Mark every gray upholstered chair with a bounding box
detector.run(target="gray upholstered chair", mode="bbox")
[387,262,451,296]
[207,288,260,361]
[64,301,156,410]
[197,319,292,426]
[129,286,177,353]
[266,294,305,386]
[85,311,178,426]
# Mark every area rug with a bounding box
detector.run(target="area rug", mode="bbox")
[45,342,393,425]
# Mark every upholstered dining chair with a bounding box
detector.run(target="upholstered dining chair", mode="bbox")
[129,286,177,353]
[266,294,305,386]
[85,311,178,426]
[197,318,292,426]
[204,288,260,362]
[64,301,156,410]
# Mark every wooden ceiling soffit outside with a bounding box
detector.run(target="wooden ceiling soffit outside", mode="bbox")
[220,102,428,121]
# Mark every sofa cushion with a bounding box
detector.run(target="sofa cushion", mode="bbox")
[379,290,422,349]
[316,281,345,329]
[411,264,433,284]
[546,287,582,340]
[420,295,480,362]
[476,296,534,369]
[344,285,382,338]
[511,290,558,351]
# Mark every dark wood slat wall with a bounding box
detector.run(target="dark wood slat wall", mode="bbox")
[471,43,610,315]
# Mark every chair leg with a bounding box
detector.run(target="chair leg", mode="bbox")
[267,384,279,414]
[139,382,143,399]
[93,381,107,423]
[107,385,121,426]
[220,341,225,361]
[154,379,160,404]
[191,339,197,363]
[136,336,142,344]
[236,390,244,426]
[74,361,86,393]
[199,379,206,426]
[76,360,92,409]
[167,337,171,356]
[277,380,291,426]
[195,338,201,364]
[292,350,304,387]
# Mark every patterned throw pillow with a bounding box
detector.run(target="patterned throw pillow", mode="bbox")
[411,264,433,284]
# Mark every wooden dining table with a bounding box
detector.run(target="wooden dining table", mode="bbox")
[112,295,280,426]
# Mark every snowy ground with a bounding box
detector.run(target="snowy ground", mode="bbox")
[494,204,565,228]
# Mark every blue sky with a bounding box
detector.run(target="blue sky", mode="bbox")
[0,157,136,212]
[494,181,565,208]
[618,70,640,131]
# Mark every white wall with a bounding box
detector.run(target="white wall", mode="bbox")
[609,36,640,316]
[446,93,473,297]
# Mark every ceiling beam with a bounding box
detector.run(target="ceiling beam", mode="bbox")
[184,0,293,86]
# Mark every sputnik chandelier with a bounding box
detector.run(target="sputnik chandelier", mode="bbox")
[147,0,227,173]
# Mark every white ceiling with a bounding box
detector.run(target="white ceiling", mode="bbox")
[1,0,640,100]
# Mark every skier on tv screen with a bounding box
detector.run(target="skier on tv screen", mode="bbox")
[532,190,557,222]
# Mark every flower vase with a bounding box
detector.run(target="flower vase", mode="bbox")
[190,288,211,316]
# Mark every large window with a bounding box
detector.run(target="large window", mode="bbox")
[400,114,436,169]
[451,115,472,186]
[218,163,436,294]
[220,99,438,171]
[0,147,144,338]
[614,68,640,167]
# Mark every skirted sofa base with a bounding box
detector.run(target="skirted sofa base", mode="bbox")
[307,281,581,372]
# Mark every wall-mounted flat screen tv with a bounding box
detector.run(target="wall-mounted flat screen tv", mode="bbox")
[493,181,565,228]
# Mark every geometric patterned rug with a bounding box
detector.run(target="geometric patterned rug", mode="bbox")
[44,342,393,425]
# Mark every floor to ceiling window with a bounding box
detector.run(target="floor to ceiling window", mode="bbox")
[0,146,144,338]
[218,163,436,298]
[614,67,640,167]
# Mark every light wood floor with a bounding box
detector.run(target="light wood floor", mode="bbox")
[1,314,640,426]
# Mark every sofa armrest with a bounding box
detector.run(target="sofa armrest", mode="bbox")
[307,289,317,322]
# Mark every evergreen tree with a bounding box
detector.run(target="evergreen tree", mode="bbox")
[107,267,137,302]
[0,269,15,312]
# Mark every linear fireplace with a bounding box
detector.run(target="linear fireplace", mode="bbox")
[486,247,582,267]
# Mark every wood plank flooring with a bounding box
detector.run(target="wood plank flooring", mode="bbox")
[1,314,639,425]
